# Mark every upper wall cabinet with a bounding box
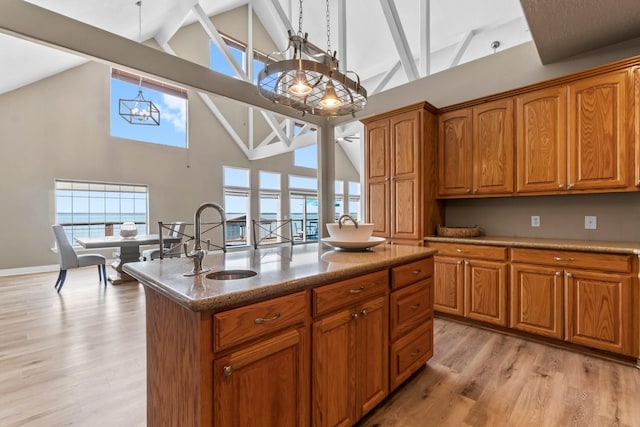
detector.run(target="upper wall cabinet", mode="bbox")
[634,67,640,187]
[438,99,514,197]
[567,70,630,190]
[516,86,567,193]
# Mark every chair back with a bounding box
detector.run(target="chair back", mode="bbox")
[52,225,78,269]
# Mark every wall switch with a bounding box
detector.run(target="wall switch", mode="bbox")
[585,216,597,230]
[531,215,540,227]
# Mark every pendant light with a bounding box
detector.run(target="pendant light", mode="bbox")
[257,0,367,117]
[118,1,160,126]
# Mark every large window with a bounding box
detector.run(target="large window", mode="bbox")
[294,144,318,169]
[290,193,318,243]
[209,34,267,83]
[348,181,361,221]
[110,69,188,148]
[335,180,344,220]
[223,166,250,246]
[55,180,148,244]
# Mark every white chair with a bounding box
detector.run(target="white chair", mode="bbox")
[52,225,107,292]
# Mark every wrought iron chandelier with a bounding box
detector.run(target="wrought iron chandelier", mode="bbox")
[118,1,160,126]
[257,0,367,117]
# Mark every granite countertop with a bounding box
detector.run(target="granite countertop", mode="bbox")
[123,243,437,312]
[424,235,640,254]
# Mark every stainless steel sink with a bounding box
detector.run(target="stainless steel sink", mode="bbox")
[205,269,257,280]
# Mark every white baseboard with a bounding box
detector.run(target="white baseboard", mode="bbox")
[0,264,60,277]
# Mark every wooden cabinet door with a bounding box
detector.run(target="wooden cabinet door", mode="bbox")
[214,327,308,427]
[634,67,640,187]
[365,119,390,238]
[510,263,564,339]
[464,259,508,326]
[312,308,355,427]
[438,109,473,196]
[433,256,464,316]
[473,99,514,195]
[391,111,421,240]
[565,270,633,355]
[568,71,629,190]
[355,295,389,419]
[516,86,567,193]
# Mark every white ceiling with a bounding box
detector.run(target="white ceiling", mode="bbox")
[2,0,532,95]
[2,1,640,100]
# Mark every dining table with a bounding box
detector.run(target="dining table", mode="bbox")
[76,234,181,285]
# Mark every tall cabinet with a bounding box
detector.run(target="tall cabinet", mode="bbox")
[363,103,442,244]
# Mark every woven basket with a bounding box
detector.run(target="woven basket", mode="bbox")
[436,225,480,238]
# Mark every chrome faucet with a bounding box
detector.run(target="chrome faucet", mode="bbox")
[184,202,226,276]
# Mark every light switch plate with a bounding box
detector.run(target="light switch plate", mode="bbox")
[585,216,597,230]
[531,215,540,227]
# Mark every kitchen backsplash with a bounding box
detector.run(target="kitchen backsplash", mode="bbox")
[443,192,640,242]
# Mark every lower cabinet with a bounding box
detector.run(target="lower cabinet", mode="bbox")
[213,327,308,427]
[311,271,389,427]
[429,243,508,327]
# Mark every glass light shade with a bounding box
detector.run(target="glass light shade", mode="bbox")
[288,70,313,96]
[319,81,342,108]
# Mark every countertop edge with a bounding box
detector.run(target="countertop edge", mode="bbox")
[124,248,437,313]
[424,236,640,254]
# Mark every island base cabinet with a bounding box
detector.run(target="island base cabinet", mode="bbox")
[312,295,388,427]
[566,270,634,356]
[213,326,309,427]
[390,320,433,389]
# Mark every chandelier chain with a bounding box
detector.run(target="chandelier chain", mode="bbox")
[297,0,304,35]
[326,0,331,54]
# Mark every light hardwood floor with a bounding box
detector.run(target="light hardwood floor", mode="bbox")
[1,269,639,427]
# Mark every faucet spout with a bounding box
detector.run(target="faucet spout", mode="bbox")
[185,202,226,276]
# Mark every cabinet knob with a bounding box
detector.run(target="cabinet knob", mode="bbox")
[566,272,573,278]
[409,349,421,357]
[410,303,421,310]
[567,183,574,189]
[349,286,365,294]
[351,312,360,320]
[466,188,471,193]
[456,260,463,265]
[254,312,282,324]
[558,183,564,188]
[555,271,562,276]
[223,366,233,377]
[464,260,470,265]
[360,309,368,317]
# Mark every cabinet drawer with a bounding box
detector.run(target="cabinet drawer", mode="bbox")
[428,242,507,261]
[390,279,432,341]
[214,291,307,352]
[511,248,632,273]
[313,270,388,317]
[390,320,433,390]
[391,258,434,290]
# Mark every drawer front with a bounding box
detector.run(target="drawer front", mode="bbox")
[428,242,508,261]
[391,258,434,290]
[390,320,433,390]
[313,270,389,317]
[214,291,307,352]
[511,248,632,273]
[390,279,432,341]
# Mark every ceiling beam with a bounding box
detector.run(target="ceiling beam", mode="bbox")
[449,30,476,68]
[419,0,430,77]
[337,0,347,71]
[379,0,419,81]
[252,0,292,52]
[154,0,198,46]
[372,60,402,94]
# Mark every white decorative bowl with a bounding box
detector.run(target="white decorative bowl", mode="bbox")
[326,223,374,241]
[120,222,138,238]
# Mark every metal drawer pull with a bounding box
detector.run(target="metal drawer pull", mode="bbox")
[455,249,469,253]
[351,312,360,320]
[254,312,281,324]
[411,269,421,275]
[553,257,575,262]
[555,271,562,276]
[223,366,233,377]
[360,309,368,316]
[349,286,366,294]
[410,303,421,310]
[410,349,421,357]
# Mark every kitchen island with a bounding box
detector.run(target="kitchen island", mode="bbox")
[123,243,437,427]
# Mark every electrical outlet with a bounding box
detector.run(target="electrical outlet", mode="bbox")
[585,215,597,230]
[531,215,540,227]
